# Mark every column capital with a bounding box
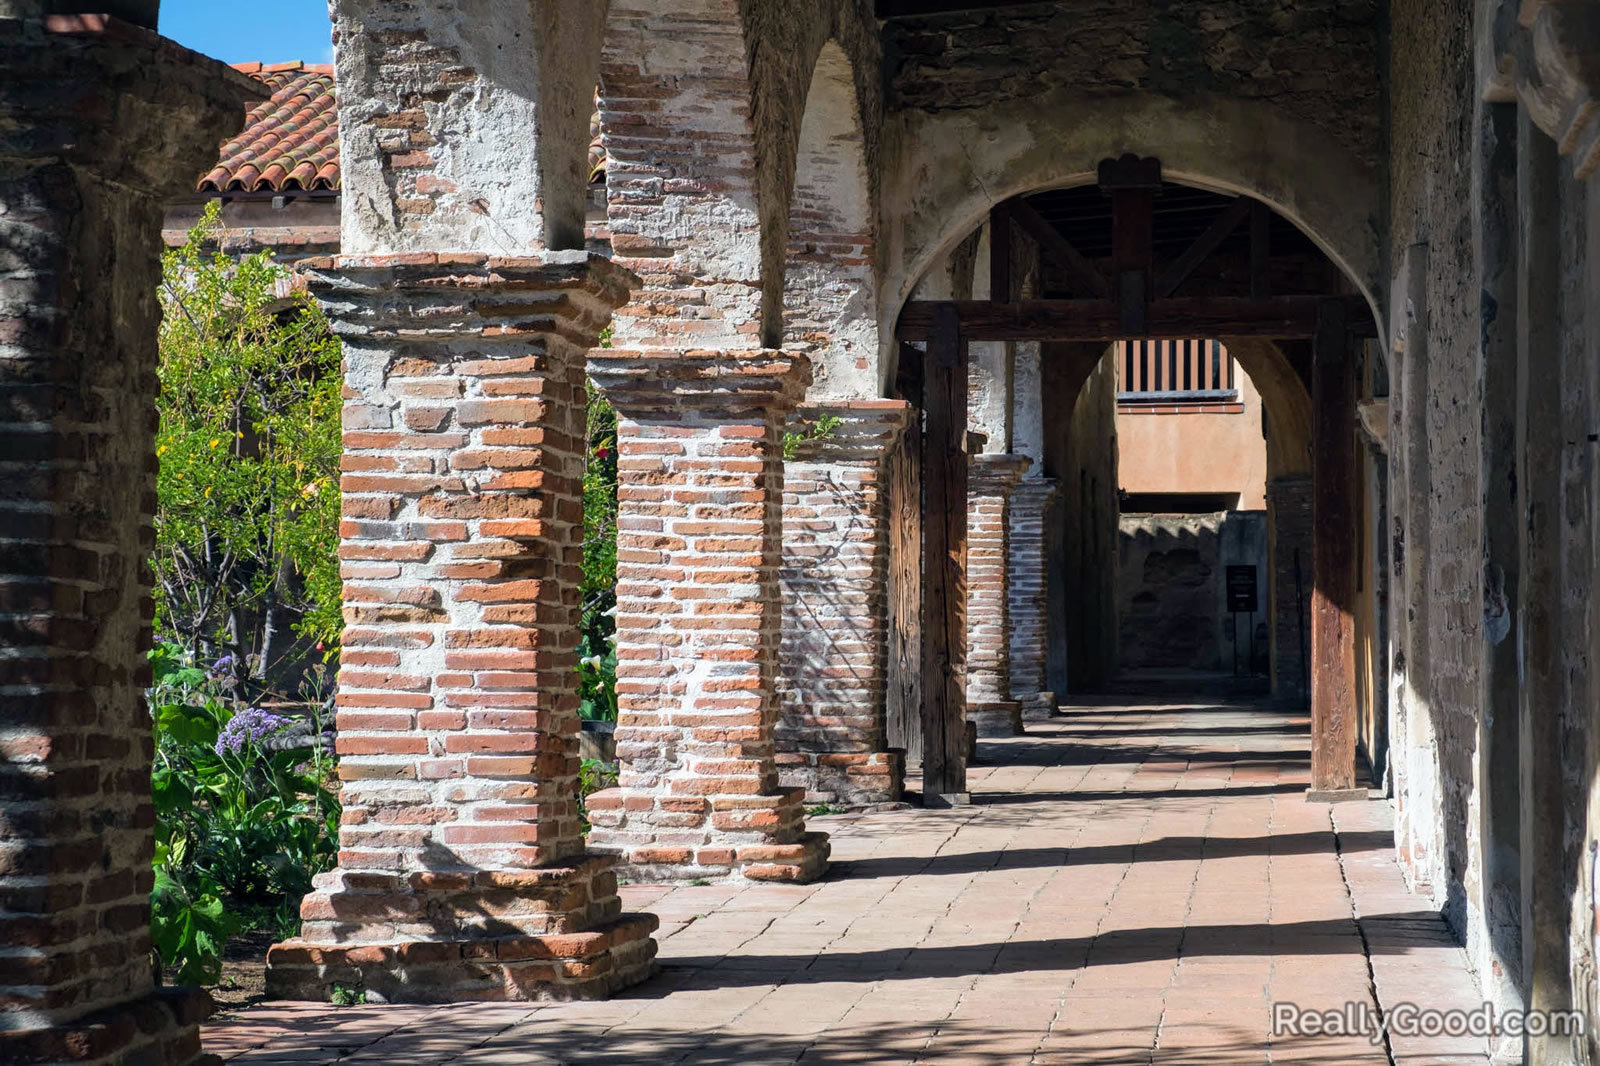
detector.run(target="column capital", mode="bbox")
[589,348,813,418]
[783,399,913,462]
[304,251,639,334]
[0,16,267,193]
[969,452,1033,494]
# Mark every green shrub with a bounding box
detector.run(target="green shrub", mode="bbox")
[155,202,343,683]
[148,604,339,983]
[579,388,619,721]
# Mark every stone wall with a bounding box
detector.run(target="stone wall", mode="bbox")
[1043,346,1120,695]
[1116,511,1268,674]
[882,0,1379,171]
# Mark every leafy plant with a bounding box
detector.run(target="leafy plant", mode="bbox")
[577,757,619,834]
[330,984,367,1007]
[155,201,343,690]
[782,413,843,460]
[579,387,620,722]
[149,644,339,984]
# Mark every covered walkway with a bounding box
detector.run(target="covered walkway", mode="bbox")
[205,687,1487,1064]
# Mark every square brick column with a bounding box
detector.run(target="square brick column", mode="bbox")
[777,400,913,808]
[1008,477,1060,720]
[264,253,658,1003]
[966,454,1031,737]
[0,18,262,1065]
[583,350,830,884]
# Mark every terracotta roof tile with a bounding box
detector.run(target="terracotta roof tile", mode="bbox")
[199,61,339,193]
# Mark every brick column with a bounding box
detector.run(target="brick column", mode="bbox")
[263,253,658,1003]
[1266,474,1313,702]
[966,454,1031,737]
[584,350,830,884]
[777,400,912,808]
[1008,477,1060,720]
[0,18,260,1064]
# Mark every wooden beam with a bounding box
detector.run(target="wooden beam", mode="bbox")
[920,305,969,804]
[876,0,1041,16]
[988,202,1012,301]
[887,345,924,763]
[1155,197,1252,299]
[1250,201,1272,300]
[895,295,1377,342]
[1307,297,1361,801]
[1008,199,1109,298]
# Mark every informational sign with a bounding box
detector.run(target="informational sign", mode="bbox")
[1226,565,1258,613]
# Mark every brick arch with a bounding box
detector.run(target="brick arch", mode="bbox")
[879,90,1385,383]
[596,0,881,351]
[779,39,878,396]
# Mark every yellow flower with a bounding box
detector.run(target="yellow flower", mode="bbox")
[156,444,168,457]
[209,438,222,449]
[204,487,212,499]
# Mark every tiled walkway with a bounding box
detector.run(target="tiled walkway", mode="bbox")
[205,684,1490,1064]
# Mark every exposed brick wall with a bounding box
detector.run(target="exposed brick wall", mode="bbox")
[1008,478,1059,718]
[967,453,1029,736]
[777,401,910,807]
[0,16,260,1063]
[883,0,1381,171]
[263,253,657,1002]
[584,350,828,883]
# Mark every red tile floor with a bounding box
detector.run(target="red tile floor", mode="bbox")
[204,684,1492,1064]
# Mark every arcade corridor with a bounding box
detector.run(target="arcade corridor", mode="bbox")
[206,685,1486,1065]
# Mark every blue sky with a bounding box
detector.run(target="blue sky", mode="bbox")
[159,0,334,66]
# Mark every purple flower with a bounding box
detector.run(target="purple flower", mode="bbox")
[208,654,238,685]
[215,707,289,755]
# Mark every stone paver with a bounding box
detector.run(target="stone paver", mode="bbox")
[204,685,1492,1064]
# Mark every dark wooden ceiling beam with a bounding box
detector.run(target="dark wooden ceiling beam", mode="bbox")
[895,295,1377,342]
[876,0,1052,17]
[1154,196,1253,299]
[1008,198,1109,298]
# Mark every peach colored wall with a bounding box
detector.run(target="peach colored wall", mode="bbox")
[1116,369,1268,510]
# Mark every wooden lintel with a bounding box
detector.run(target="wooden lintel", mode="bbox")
[1008,199,1109,298]
[895,295,1377,342]
[1155,197,1253,299]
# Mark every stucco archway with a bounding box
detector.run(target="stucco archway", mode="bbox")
[877,89,1383,386]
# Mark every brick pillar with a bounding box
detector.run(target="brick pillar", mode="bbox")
[777,400,912,808]
[966,454,1031,737]
[263,253,658,1003]
[584,350,830,884]
[1008,477,1060,720]
[1266,474,1313,703]
[0,18,260,1064]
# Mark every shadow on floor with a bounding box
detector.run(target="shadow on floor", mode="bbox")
[827,831,1394,880]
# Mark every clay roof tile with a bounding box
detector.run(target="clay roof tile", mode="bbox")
[199,63,340,194]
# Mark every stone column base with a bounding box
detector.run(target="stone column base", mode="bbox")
[0,987,217,1066]
[266,854,658,1002]
[968,700,1024,737]
[587,786,831,884]
[1020,692,1059,720]
[778,750,905,808]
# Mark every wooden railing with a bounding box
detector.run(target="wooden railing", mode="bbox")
[1117,338,1236,402]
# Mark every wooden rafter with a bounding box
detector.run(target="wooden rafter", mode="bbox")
[1155,196,1253,299]
[1008,198,1109,298]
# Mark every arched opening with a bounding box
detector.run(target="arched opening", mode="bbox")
[886,167,1383,805]
[774,40,877,387]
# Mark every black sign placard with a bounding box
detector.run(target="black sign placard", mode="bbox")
[1226,565,1258,613]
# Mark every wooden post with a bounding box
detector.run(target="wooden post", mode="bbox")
[1308,297,1363,801]
[989,201,1012,302]
[921,304,970,804]
[887,345,924,762]
[1099,154,1160,336]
